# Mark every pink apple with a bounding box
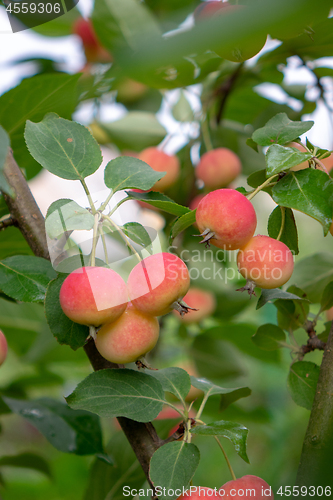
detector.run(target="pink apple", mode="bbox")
[0,330,8,366]
[237,235,294,289]
[95,303,159,364]
[195,189,257,250]
[127,253,190,316]
[59,266,128,327]
[219,475,274,499]
[138,147,180,192]
[195,148,241,189]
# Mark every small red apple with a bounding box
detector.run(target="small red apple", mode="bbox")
[219,475,274,499]
[94,303,159,364]
[59,266,128,327]
[72,18,112,63]
[173,287,216,323]
[127,253,190,316]
[195,148,242,189]
[138,148,180,192]
[237,235,294,290]
[195,189,257,250]
[0,330,8,366]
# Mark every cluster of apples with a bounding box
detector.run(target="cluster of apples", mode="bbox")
[59,253,191,364]
[195,188,294,292]
[178,475,274,500]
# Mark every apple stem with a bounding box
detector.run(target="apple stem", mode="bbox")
[103,214,142,262]
[246,174,279,201]
[107,195,131,217]
[80,179,97,214]
[99,226,109,265]
[201,111,214,152]
[90,212,100,267]
[98,189,114,213]
[214,436,237,481]
[276,206,285,241]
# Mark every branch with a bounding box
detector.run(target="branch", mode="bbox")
[0,214,18,230]
[295,321,333,488]
[215,63,243,124]
[2,150,49,259]
[1,150,162,490]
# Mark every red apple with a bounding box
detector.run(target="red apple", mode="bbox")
[195,189,257,250]
[195,148,242,189]
[95,303,159,364]
[219,475,274,499]
[73,18,112,63]
[173,287,216,323]
[237,235,294,289]
[127,253,190,316]
[138,148,180,192]
[59,266,128,327]
[0,330,8,366]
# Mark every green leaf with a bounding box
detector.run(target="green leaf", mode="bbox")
[266,144,312,175]
[44,274,88,350]
[104,156,164,194]
[99,112,167,151]
[170,211,196,241]
[149,442,200,499]
[0,256,57,303]
[0,226,33,260]
[252,324,286,350]
[287,361,320,410]
[191,420,249,463]
[147,367,191,402]
[92,0,162,53]
[252,113,314,146]
[267,206,299,255]
[122,222,153,249]
[25,113,102,180]
[0,73,80,180]
[247,169,272,195]
[84,432,145,500]
[0,125,12,196]
[246,138,258,152]
[66,368,166,422]
[320,281,333,312]
[3,397,104,455]
[272,169,333,234]
[195,324,280,365]
[45,199,95,239]
[127,190,190,216]
[292,253,333,303]
[190,377,251,411]
[0,453,52,479]
[256,288,308,310]
[172,91,194,122]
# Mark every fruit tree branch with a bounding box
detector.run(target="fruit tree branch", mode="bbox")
[295,320,333,488]
[2,150,50,260]
[1,150,162,490]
